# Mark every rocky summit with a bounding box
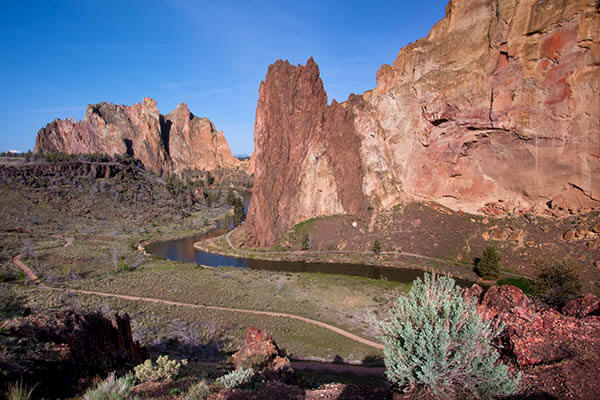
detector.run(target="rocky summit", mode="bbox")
[34,98,240,176]
[245,0,600,247]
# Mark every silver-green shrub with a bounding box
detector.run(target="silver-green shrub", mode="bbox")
[83,372,136,400]
[376,274,520,398]
[215,367,255,389]
[185,381,211,400]
[134,355,188,382]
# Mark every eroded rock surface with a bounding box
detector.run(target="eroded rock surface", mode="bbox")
[34,98,239,176]
[232,326,294,383]
[468,284,600,399]
[0,310,146,398]
[245,0,600,247]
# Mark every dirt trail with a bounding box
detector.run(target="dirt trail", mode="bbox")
[12,253,384,351]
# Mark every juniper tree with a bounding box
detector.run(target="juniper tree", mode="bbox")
[376,274,520,398]
[475,246,501,279]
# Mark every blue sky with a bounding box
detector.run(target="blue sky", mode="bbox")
[0,1,448,155]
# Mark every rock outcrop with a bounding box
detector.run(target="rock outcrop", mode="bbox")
[34,98,240,176]
[0,310,146,398]
[231,326,294,383]
[469,285,600,399]
[245,0,600,247]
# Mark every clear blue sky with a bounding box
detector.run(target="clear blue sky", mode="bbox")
[0,0,448,155]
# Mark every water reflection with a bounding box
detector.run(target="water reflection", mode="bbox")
[145,231,475,287]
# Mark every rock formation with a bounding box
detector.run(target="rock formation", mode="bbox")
[0,310,146,398]
[34,98,240,176]
[469,285,600,399]
[232,326,295,383]
[245,0,600,247]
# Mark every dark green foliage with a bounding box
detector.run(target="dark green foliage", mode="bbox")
[233,198,245,226]
[475,246,500,279]
[497,277,537,296]
[301,233,311,250]
[372,239,382,254]
[534,260,582,309]
[226,189,236,206]
[205,172,215,186]
[376,274,520,398]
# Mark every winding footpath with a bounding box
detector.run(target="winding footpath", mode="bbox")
[12,246,384,352]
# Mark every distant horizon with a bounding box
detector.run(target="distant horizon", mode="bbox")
[0,1,448,154]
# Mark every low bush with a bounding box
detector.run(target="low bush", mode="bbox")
[134,355,188,382]
[215,368,255,389]
[376,273,520,398]
[83,372,136,400]
[6,380,37,400]
[185,381,212,400]
[534,260,582,308]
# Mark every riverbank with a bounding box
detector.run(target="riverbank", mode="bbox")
[193,227,490,285]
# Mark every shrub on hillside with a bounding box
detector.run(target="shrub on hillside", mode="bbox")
[215,368,255,389]
[134,355,187,382]
[475,246,501,279]
[534,260,582,309]
[185,381,212,400]
[83,372,136,400]
[376,273,520,398]
[301,233,311,250]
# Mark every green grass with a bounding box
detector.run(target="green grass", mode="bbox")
[497,277,537,296]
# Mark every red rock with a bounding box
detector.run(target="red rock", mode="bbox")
[479,284,532,320]
[477,285,600,399]
[34,98,240,176]
[244,0,600,247]
[231,326,294,383]
[563,293,600,317]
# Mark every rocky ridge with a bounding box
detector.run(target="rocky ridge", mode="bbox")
[34,98,240,176]
[245,0,600,247]
[469,285,600,400]
[0,310,146,398]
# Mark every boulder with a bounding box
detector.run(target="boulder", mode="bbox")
[232,326,294,383]
[562,293,600,317]
[478,285,600,399]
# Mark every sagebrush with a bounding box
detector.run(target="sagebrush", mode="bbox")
[216,368,255,389]
[83,372,136,400]
[185,381,212,400]
[376,273,520,398]
[134,355,188,382]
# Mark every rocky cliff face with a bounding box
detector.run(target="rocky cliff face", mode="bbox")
[0,310,146,398]
[245,0,600,247]
[34,98,240,176]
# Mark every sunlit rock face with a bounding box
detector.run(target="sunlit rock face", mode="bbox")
[245,0,600,247]
[34,98,240,176]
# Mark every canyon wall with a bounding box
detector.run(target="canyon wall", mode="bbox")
[245,0,600,247]
[34,98,240,176]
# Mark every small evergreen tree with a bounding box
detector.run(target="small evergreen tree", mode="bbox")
[475,246,501,279]
[376,274,520,398]
[372,239,382,254]
[301,233,311,250]
[226,189,236,206]
[233,198,245,225]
